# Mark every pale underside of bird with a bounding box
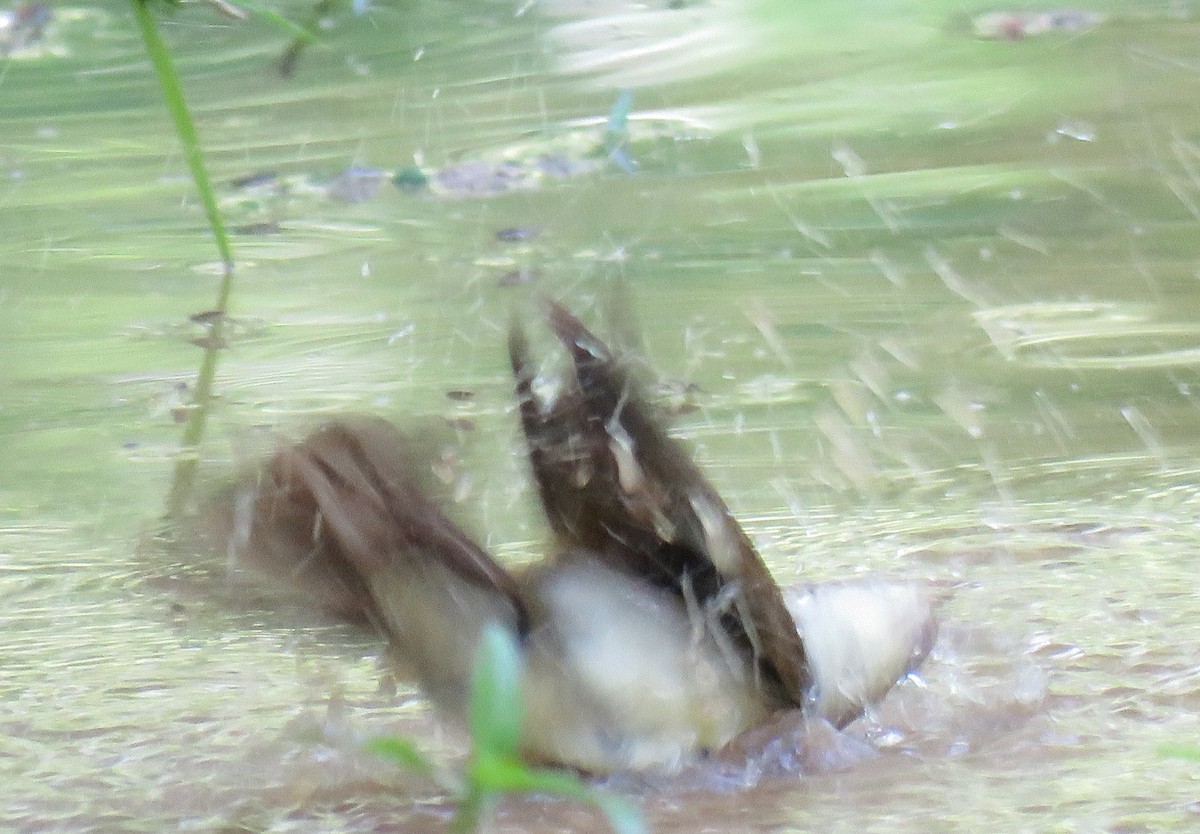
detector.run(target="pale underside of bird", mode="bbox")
[225,300,936,774]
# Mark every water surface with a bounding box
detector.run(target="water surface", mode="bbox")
[3,1,1199,831]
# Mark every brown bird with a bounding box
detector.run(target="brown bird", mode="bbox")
[227,301,935,773]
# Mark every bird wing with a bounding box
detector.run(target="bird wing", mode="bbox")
[509,300,809,707]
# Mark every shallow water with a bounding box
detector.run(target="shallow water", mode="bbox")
[3,1,1200,831]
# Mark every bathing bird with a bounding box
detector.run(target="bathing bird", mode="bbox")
[227,300,935,773]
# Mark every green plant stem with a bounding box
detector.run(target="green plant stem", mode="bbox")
[131,0,235,519]
[278,0,343,76]
[450,785,492,834]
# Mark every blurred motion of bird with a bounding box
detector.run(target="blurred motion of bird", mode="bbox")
[222,300,936,773]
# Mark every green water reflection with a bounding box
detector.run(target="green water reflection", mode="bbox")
[3,1,1200,831]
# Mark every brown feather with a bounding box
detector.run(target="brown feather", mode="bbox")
[510,299,810,707]
[232,418,530,713]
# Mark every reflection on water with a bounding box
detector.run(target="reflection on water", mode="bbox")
[4,0,1200,831]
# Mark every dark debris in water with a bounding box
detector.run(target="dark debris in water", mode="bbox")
[434,159,530,197]
[391,165,429,192]
[442,415,477,432]
[494,226,541,243]
[233,221,283,236]
[973,8,1105,40]
[188,310,226,326]
[219,148,613,222]
[498,266,540,287]
[217,92,640,221]
[230,170,280,191]
[189,334,229,351]
[326,165,388,204]
[0,2,50,56]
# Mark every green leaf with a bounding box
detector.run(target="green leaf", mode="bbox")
[365,735,436,778]
[450,783,492,834]
[471,753,581,797]
[467,752,648,834]
[467,624,524,760]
